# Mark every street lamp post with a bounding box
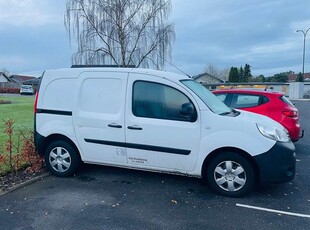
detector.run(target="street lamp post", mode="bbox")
[296,28,310,76]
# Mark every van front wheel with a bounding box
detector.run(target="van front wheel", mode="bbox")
[45,141,80,177]
[206,152,255,197]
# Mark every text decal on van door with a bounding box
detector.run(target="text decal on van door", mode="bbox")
[128,157,148,164]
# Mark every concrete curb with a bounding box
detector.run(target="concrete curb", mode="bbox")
[291,99,310,101]
[0,172,50,196]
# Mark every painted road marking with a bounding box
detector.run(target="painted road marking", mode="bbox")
[236,203,310,218]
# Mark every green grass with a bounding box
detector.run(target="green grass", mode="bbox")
[0,95,35,173]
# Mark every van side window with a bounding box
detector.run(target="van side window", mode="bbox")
[132,81,197,122]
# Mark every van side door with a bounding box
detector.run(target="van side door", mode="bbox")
[73,71,128,164]
[125,74,201,172]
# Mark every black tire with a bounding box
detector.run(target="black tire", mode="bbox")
[44,141,81,177]
[206,152,255,197]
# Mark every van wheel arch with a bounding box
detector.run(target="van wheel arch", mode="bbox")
[201,147,260,187]
[42,134,82,162]
[43,135,82,177]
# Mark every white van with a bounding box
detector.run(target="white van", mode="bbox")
[34,68,296,197]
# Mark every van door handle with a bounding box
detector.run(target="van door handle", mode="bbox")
[127,125,143,130]
[108,123,122,128]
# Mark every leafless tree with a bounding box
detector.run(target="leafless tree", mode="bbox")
[65,0,175,69]
[204,64,219,78]
[204,64,229,82]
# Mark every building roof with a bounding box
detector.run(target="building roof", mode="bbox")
[192,72,224,83]
[0,72,11,82]
[9,75,38,83]
[288,73,310,82]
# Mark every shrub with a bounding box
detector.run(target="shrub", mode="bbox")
[0,88,20,94]
[20,131,44,173]
[0,119,44,176]
[0,100,12,104]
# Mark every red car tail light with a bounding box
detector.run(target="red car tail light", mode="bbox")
[282,110,297,118]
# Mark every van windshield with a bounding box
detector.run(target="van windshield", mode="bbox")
[181,80,231,115]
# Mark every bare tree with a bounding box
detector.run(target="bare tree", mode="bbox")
[204,64,219,78]
[219,68,229,82]
[204,64,229,82]
[65,0,175,69]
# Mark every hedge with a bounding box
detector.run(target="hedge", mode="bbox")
[0,88,20,94]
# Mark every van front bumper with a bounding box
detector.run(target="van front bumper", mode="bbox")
[254,141,296,185]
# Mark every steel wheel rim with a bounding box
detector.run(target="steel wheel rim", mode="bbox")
[49,147,71,173]
[214,160,246,192]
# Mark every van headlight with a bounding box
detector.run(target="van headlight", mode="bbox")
[256,123,290,142]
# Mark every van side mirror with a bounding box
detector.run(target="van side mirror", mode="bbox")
[179,102,197,122]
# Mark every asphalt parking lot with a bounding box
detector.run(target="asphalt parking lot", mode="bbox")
[0,101,309,230]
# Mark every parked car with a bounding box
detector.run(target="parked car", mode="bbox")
[34,68,296,197]
[213,89,302,142]
[20,85,34,95]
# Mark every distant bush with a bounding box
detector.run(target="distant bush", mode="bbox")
[0,88,20,94]
[0,100,11,104]
[304,89,310,99]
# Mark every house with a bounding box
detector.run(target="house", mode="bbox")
[1,73,39,93]
[288,73,310,82]
[10,74,39,88]
[0,72,11,83]
[9,75,38,84]
[192,72,224,84]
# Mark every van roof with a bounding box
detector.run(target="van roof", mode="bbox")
[43,68,191,82]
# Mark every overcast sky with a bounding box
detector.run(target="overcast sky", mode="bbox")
[1,0,310,77]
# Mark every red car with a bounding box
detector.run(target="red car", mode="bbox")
[213,89,302,142]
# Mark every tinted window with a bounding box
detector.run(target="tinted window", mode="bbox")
[231,94,261,108]
[133,81,197,122]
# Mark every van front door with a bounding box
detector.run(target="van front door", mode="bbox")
[73,72,128,164]
[125,74,201,172]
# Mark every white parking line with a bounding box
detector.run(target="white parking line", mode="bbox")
[236,203,310,218]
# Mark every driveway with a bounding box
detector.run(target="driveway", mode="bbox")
[0,101,309,230]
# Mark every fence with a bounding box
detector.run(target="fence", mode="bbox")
[0,82,22,89]
[0,82,22,94]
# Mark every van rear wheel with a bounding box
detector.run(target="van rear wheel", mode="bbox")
[206,152,255,197]
[45,141,80,177]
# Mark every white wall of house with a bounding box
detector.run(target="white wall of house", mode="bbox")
[0,74,9,83]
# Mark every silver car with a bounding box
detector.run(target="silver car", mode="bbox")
[20,85,34,95]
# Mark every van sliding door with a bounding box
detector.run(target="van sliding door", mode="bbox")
[73,72,128,165]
